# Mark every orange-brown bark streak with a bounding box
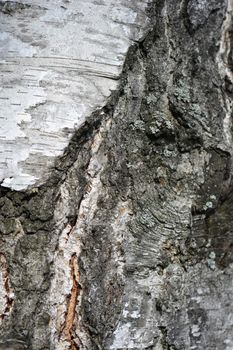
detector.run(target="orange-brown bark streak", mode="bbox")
[63,254,82,349]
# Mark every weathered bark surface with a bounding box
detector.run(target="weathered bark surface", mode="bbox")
[1,0,233,349]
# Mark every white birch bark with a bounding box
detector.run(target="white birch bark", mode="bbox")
[0,0,149,190]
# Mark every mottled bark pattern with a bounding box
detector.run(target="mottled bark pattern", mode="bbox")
[0,0,233,349]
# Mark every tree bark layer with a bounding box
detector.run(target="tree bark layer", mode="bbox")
[1,0,233,349]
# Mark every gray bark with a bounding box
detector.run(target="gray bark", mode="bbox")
[0,0,233,349]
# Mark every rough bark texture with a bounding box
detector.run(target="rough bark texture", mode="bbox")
[1,0,233,349]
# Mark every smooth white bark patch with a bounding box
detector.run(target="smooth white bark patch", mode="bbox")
[0,0,149,190]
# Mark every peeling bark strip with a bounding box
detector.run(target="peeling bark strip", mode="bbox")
[0,253,14,321]
[63,254,82,349]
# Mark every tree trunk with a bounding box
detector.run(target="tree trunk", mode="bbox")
[0,0,233,349]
